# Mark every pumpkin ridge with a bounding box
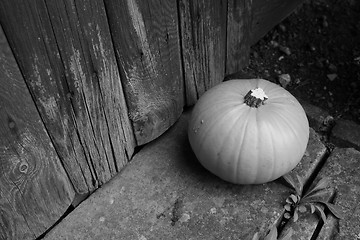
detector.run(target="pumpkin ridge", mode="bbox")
[267,120,278,182]
[274,109,308,148]
[255,109,274,183]
[234,108,252,183]
[233,108,255,182]
[253,109,262,183]
[196,106,244,170]
[216,108,250,179]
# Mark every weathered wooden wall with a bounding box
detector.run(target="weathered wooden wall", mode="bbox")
[104,0,184,145]
[179,0,227,106]
[0,0,303,239]
[0,26,74,240]
[227,0,252,74]
[0,0,136,195]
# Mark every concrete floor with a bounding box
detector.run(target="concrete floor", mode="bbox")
[43,104,360,240]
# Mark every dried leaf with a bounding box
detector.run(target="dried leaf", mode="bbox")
[296,175,304,194]
[279,228,294,240]
[310,204,316,214]
[293,209,299,222]
[317,201,346,219]
[298,205,307,213]
[314,204,327,223]
[264,226,278,240]
[304,178,331,198]
[252,232,260,240]
[282,174,302,195]
[282,174,297,188]
[301,189,331,203]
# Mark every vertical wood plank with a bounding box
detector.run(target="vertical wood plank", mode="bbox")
[44,0,136,181]
[179,0,227,106]
[0,0,93,194]
[0,26,74,240]
[0,0,136,193]
[226,0,252,74]
[104,0,184,145]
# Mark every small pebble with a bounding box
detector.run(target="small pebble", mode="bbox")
[322,16,328,28]
[179,213,191,223]
[270,41,279,48]
[279,24,286,32]
[327,73,337,81]
[294,78,301,85]
[354,56,360,64]
[308,43,316,52]
[278,74,291,88]
[279,46,291,55]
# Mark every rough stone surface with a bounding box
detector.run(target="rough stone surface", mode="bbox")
[43,110,326,240]
[315,148,360,239]
[331,119,360,151]
[287,128,327,187]
[281,213,320,240]
[299,100,332,133]
[276,128,327,240]
[317,215,339,240]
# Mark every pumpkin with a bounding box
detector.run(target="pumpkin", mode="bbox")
[188,79,309,184]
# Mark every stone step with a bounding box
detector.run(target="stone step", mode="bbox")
[43,109,330,240]
[315,148,360,239]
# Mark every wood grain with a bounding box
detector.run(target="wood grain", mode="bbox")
[250,0,304,44]
[45,0,136,180]
[0,26,74,240]
[179,0,227,106]
[105,0,184,145]
[226,0,252,74]
[0,0,136,193]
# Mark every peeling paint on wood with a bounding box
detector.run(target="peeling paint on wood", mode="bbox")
[0,0,94,194]
[0,26,74,240]
[0,0,136,195]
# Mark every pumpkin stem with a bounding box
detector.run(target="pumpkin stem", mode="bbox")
[244,88,268,108]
